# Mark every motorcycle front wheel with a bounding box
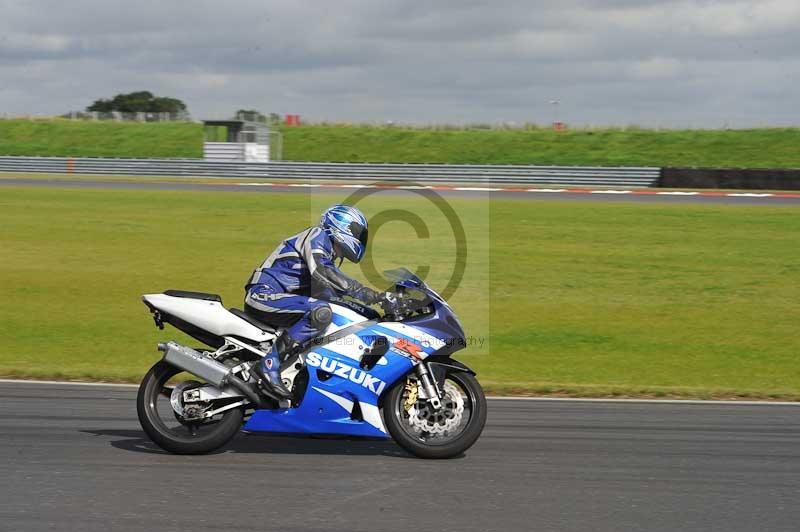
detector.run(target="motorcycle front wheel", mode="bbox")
[137,361,244,454]
[383,370,487,459]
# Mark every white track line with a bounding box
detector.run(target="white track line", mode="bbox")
[452,187,503,192]
[486,396,800,406]
[727,193,774,197]
[0,378,138,388]
[657,191,700,196]
[1,379,797,406]
[527,188,567,193]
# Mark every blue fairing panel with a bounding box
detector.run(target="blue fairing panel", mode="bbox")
[330,313,351,327]
[243,325,415,437]
[244,403,390,438]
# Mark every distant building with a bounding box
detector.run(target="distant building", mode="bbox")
[202,120,271,162]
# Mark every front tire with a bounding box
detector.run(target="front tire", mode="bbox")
[137,361,244,454]
[383,370,487,459]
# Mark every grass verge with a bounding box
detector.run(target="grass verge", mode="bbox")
[0,185,798,398]
[3,119,800,167]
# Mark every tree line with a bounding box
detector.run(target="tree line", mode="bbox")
[86,92,282,124]
[87,91,188,114]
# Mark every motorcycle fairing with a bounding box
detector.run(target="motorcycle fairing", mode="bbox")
[323,303,368,334]
[143,293,275,343]
[142,293,364,344]
[243,320,446,437]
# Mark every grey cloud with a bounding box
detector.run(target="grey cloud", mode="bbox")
[1,0,799,126]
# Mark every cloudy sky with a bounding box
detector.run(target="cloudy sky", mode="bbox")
[1,0,799,127]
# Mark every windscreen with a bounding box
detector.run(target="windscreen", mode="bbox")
[382,267,424,285]
[383,267,449,306]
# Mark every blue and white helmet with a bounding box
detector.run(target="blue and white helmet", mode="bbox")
[320,204,369,263]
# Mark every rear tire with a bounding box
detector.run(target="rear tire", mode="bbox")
[383,370,486,459]
[137,361,243,454]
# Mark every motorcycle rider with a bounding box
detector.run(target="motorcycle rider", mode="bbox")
[245,204,386,399]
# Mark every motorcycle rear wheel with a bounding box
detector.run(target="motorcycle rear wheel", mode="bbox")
[383,370,486,459]
[137,361,244,454]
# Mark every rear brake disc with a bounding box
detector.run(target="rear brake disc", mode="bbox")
[170,380,202,418]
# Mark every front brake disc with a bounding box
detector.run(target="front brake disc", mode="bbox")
[407,380,465,435]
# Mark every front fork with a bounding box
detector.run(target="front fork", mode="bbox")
[415,362,442,410]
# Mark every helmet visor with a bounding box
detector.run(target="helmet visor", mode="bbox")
[349,221,368,262]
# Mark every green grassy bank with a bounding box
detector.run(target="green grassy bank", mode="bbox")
[1,185,798,398]
[0,119,202,158]
[3,119,800,168]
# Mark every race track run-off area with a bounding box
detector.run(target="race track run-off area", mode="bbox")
[2,381,800,532]
[1,178,800,399]
[3,176,800,204]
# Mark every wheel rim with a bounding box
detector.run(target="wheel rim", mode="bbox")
[145,366,235,440]
[393,373,476,446]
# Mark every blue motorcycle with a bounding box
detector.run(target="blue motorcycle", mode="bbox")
[137,268,486,458]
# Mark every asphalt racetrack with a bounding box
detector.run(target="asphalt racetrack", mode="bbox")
[2,176,800,205]
[2,381,799,532]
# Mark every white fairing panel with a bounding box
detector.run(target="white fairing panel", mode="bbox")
[143,294,276,342]
[315,304,384,365]
[322,303,369,335]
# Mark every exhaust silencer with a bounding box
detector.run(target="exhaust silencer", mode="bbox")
[158,341,265,407]
[159,341,230,387]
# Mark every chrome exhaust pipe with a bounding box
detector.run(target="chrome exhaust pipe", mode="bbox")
[158,341,264,407]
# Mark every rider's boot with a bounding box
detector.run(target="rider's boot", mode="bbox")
[252,335,295,400]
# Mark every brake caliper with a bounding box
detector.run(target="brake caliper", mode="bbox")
[403,379,419,412]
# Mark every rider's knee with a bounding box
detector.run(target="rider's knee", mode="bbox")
[309,303,332,331]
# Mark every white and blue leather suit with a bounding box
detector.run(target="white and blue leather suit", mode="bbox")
[244,227,379,347]
[246,204,380,400]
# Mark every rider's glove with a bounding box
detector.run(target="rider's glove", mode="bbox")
[352,285,382,305]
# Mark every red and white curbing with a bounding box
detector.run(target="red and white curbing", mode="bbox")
[233,182,800,199]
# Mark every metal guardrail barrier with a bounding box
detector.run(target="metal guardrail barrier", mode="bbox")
[0,156,660,187]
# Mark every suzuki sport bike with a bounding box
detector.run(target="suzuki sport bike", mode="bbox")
[137,268,486,458]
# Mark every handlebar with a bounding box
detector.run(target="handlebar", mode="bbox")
[379,291,400,314]
[379,290,422,320]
